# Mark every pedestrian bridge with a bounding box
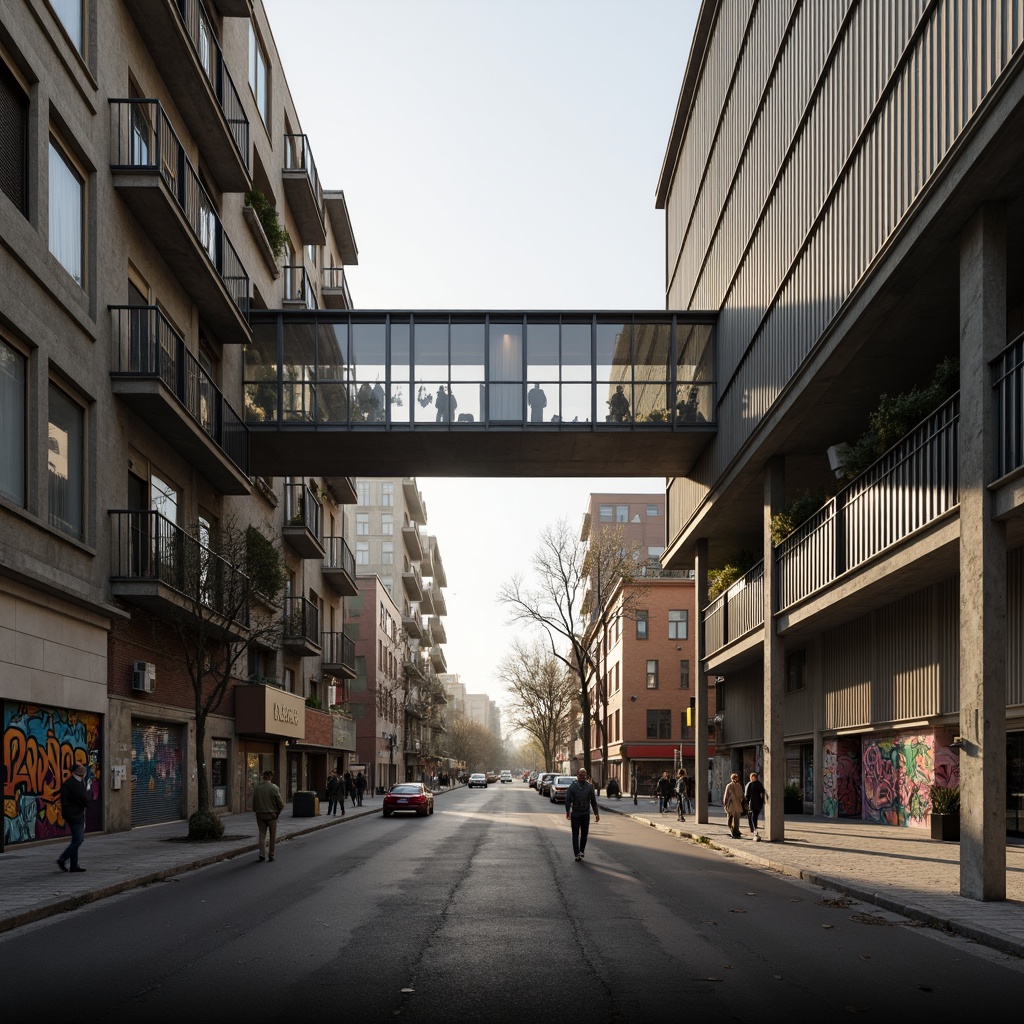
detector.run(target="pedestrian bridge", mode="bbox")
[244,310,716,476]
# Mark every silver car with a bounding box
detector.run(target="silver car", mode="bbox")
[549,775,577,804]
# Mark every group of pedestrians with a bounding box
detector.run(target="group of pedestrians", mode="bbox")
[723,771,767,839]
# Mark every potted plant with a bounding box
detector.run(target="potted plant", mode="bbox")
[930,785,960,841]
[783,782,803,814]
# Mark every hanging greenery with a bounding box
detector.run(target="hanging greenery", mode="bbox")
[245,188,290,261]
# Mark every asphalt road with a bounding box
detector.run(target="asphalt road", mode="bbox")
[4,784,1022,1023]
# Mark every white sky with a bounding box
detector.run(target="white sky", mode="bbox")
[262,0,700,704]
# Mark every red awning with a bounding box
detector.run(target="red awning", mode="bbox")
[623,744,716,759]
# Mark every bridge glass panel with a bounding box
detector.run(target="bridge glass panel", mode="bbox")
[526,321,559,424]
[389,320,410,424]
[675,322,714,424]
[244,319,279,423]
[597,321,632,423]
[560,321,591,382]
[450,321,485,424]
[317,321,350,422]
[351,320,386,422]
[282,318,316,422]
[633,320,672,424]
[489,321,524,421]
[413,321,449,424]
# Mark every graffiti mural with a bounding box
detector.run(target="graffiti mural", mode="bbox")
[822,740,837,817]
[3,703,103,844]
[861,734,933,827]
[836,737,862,817]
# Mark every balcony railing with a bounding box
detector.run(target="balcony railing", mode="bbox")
[776,395,959,611]
[284,133,321,205]
[283,480,323,536]
[175,0,250,166]
[110,99,249,314]
[321,266,353,309]
[109,509,250,626]
[994,335,1024,477]
[110,305,248,473]
[322,535,356,593]
[702,561,764,660]
[321,630,356,676]
[283,595,319,651]
[282,265,318,309]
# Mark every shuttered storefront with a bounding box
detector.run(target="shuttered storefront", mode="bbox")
[131,719,185,826]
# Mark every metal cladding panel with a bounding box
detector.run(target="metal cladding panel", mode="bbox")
[782,671,814,737]
[665,0,1024,540]
[720,662,764,745]
[877,589,939,722]
[937,577,960,715]
[1009,549,1024,708]
[823,614,872,729]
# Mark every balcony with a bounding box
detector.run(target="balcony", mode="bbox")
[428,539,448,588]
[402,478,426,524]
[121,0,250,192]
[428,615,447,644]
[702,561,764,665]
[402,564,424,601]
[282,134,325,245]
[402,524,423,561]
[324,475,358,505]
[282,596,320,656]
[282,481,324,558]
[322,536,357,596]
[282,265,318,310]
[429,645,447,673]
[402,608,423,639]
[109,100,250,345]
[418,586,434,616]
[323,191,359,266]
[109,510,249,639]
[109,306,249,493]
[321,630,356,679]
[403,656,425,682]
[321,266,353,310]
[425,584,447,617]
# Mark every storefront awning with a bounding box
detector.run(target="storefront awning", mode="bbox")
[622,744,716,759]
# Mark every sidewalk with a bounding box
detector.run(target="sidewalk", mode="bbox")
[597,794,1024,957]
[2,789,1023,959]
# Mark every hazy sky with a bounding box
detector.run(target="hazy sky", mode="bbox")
[262,0,700,703]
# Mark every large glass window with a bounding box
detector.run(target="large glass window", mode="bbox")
[47,382,84,539]
[0,337,26,505]
[248,22,268,125]
[51,0,84,53]
[668,609,688,640]
[0,61,29,216]
[151,472,179,523]
[48,137,84,285]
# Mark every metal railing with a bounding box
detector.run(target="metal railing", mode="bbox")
[109,305,248,473]
[283,265,318,309]
[322,266,353,308]
[776,395,959,610]
[323,535,355,576]
[109,509,250,625]
[283,133,322,206]
[109,99,249,313]
[283,480,323,538]
[702,560,764,660]
[283,595,319,646]
[994,334,1024,477]
[321,630,355,670]
[174,0,250,165]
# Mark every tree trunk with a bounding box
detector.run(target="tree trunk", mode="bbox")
[194,697,209,816]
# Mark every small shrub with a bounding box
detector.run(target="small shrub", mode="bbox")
[771,489,831,545]
[707,549,759,600]
[783,782,801,799]
[930,785,960,815]
[245,188,290,260]
[188,809,225,841]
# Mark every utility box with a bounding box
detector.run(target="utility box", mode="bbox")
[292,790,320,817]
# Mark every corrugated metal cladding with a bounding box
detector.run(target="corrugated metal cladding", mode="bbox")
[665,0,1024,531]
[783,669,814,736]
[1009,549,1024,707]
[721,662,764,745]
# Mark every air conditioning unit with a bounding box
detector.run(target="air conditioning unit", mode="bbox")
[132,661,156,693]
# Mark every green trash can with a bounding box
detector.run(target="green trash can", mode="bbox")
[293,790,319,817]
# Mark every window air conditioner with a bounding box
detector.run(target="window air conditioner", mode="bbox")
[132,661,156,693]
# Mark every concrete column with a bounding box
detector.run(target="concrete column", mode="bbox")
[764,457,786,842]
[694,537,709,824]
[959,204,1007,900]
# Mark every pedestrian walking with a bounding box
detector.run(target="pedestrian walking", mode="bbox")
[744,771,767,836]
[355,771,366,806]
[56,763,89,873]
[564,768,600,861]
[326,770,343,817]
[343,770,355,808]
[656,770,675,814]
[723,772,745,838]
[252,769,284,861]
[675,768,688,821]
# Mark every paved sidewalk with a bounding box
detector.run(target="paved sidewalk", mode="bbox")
[2,787,1023,960]
[598,794,1024,958]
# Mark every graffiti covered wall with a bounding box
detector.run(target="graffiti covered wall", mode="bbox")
[3,702,103,844]
[860,733,933,827]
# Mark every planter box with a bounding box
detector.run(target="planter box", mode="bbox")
[930,813,960,841]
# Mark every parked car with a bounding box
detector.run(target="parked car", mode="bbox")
[382,783,434,817]
[468,773,488,788]
[528,771,540,789]
[500,770,513,783]
[537,772,558,797]
[549,775,576,804]
[485,771,498,784]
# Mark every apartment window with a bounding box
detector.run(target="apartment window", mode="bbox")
[382,513,393,535]
[646,504,659,517]
[47,382,84,539]
[51,0,84,53]
[248,21,269,125]
[599,504,612,522]
[356,513,369,535]
[646,659,658,689]
[0,337,26,505]
[381,481,393,506]
[615,504,628,522]
[355,541,369,565]
[283,667,294,693]
[357,480,371,505]
[381,541,393,565]
[151,471,180,524]
[0,62,29,216]
[679,659,690,689]
[48,137,84,286]
[635,610,648,640]
[668,609,688,640]
[646,709,671,740]
[787,650,806,693]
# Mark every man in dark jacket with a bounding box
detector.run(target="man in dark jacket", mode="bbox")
[355,771,367,806]
[56,763,89,873]
[656,771,675,814]
[564,768,600,862]
[326,771,343,816]
[744,771,767,835]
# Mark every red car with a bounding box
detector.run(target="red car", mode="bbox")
[382,783,435,817]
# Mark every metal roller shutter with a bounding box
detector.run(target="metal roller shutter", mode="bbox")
[131,720,185,826]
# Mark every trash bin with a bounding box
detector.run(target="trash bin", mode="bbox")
[293,790,320,817]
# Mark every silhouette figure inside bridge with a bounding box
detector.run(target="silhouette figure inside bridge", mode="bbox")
[528,383,547,422]
[435,385,458,423]
[607,385,630,422]
[677,385,706,423]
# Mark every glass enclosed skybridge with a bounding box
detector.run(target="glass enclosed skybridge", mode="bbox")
[244,310,716,477]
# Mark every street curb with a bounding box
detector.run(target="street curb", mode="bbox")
[598,802,1024,958]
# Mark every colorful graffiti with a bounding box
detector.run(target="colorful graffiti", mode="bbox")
[836,738,862,817]
[822,740,837,817]
[861,734,932,827]
[3,703,103,844]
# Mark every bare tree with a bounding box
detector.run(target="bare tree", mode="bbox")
[497,518,644,781]
[141,517,286,837]
[446,713,504,772]
[498,638,578,770]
